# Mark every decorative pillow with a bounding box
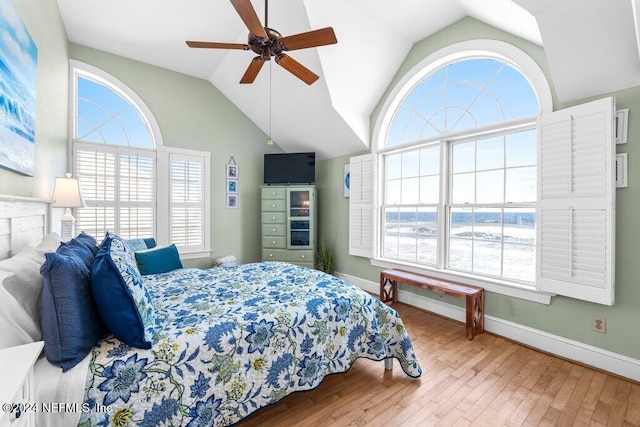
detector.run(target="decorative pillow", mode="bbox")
[58,238,95,270]
[91,235,155,349]
[39,250,104,371]
[125,237,157,252]
[135,244,183,275]
[74,232,99,255]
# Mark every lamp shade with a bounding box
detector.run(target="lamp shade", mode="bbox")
[52,173,86,208]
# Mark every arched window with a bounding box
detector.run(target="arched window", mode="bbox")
[373,41,551,286]
[70,61,210,255]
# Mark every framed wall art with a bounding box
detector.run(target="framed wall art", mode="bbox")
[0,0,38,176]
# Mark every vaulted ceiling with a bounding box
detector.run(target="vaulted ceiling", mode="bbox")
[56,0,640,159]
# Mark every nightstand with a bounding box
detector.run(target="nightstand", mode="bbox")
[0,341,44,427]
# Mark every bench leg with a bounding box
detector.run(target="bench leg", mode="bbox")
[379,275,397,304]
[465,291,484,340]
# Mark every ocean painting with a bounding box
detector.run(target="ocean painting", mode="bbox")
[0,0,37,176]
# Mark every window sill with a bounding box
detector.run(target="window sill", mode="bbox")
[370,258,553,305]
[180,251,211,260]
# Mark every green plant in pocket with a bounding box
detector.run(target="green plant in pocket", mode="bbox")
[315,241,335,275]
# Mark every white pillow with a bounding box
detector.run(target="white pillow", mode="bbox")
[0,271,41,348]
[0,245,46,325]
[37,232,62,253]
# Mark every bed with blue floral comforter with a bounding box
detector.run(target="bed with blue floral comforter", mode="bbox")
[78,262,422,426]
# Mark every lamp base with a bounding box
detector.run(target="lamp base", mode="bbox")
[60,208,75,241]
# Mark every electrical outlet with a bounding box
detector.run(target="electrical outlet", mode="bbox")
[592,316,606,333]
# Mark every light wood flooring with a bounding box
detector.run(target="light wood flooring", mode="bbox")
[237,303,640,426]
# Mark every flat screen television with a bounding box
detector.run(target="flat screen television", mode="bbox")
[263,152,316,184]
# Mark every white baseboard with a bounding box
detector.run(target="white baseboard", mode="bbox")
[338,272,640,382]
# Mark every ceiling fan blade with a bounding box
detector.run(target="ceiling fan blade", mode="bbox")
[280,27,337,51]
[230,0,268,39]
[240,56,265,84]
[186,41,248,50]
[275,54,319,85]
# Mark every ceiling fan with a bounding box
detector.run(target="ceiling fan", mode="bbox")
[186,0,337,85]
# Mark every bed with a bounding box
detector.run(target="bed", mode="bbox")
[0,195,422,427]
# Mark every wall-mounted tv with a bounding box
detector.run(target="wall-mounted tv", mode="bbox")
[264,152,316,184]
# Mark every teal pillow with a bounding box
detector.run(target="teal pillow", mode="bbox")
[135,244,183,275]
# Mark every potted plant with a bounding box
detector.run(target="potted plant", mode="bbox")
[315,241,335,275]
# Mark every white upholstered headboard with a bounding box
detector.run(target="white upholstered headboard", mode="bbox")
[0,195,51,261]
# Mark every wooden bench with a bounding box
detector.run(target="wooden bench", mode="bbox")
[379,269,484,340]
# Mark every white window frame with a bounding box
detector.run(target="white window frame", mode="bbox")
[368,40,554,304]
[69,61,211,258]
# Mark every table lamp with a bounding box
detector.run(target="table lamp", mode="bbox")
[52,173,86,241]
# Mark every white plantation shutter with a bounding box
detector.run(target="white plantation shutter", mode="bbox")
[118,149,155,239]
[537,97,615,305]
[74,142,117,238]
[349,154,374,258]
[169,153,209,253]
[74,142,155,239]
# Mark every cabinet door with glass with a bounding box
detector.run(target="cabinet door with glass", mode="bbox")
[287,187,316,250]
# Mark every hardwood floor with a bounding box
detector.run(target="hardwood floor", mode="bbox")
[237,303,640,426]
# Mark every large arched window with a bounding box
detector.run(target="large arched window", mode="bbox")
[70,61,210,255]
[373,41,551,286]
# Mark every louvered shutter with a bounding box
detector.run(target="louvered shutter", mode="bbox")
[537,97,615,305]
[118,148,156,239]
[74,142,117,238]
[349,154,374,258]
[170,153,207,253]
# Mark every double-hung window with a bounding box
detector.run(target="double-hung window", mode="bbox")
[70,61,210,256]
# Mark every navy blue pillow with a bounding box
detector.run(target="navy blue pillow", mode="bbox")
[75,232,99,255]
[91,235,155,349]
[58,238,94,270]
[135,244,183,275]
[40,251,104,371]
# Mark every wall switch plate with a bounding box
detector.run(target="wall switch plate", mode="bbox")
[592,315,606,333]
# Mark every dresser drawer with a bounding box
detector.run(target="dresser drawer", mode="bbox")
[262,249,314,264]
[262,212,286,224]
[283,250,314,263]
[262,236,286,249]
[262,249,288,261]
[261,187,286,200]
[262,199,285,212]
[262,224,286,236]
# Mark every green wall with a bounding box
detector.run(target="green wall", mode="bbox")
[0,0,69,199]
[317,17,640,361]
[68,44,281,265]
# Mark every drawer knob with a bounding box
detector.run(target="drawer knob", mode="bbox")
[301,254,305,258]
[272,241,276,244]
[269,253,273,257]
[272,216,276,220]
[272,192,276,195]
[272,204,276,208]
[272,228,276,232]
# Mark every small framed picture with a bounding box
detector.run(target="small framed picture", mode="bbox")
[226,164,238,178]
[226,194,238,208]
[227,179,238,194]
[343,163,350,198]
[615,108,629,144]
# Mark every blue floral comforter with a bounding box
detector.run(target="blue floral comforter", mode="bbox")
[79,262,421,426]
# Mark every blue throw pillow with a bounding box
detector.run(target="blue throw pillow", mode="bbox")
[135,244,183,275]
[75,232,99,255]
[124,237,157,252]
[91,235,155,349]
[40,251,104,371]
[58,238,94,270]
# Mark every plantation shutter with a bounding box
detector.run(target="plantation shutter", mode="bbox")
[74,142,155,240]
[536,97,615,305]
[118,148,156,239]
[349,153,374,258]
[169,153,208,253]
[74,142,117,238]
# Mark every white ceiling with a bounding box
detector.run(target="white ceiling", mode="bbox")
[56,0,640,159]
